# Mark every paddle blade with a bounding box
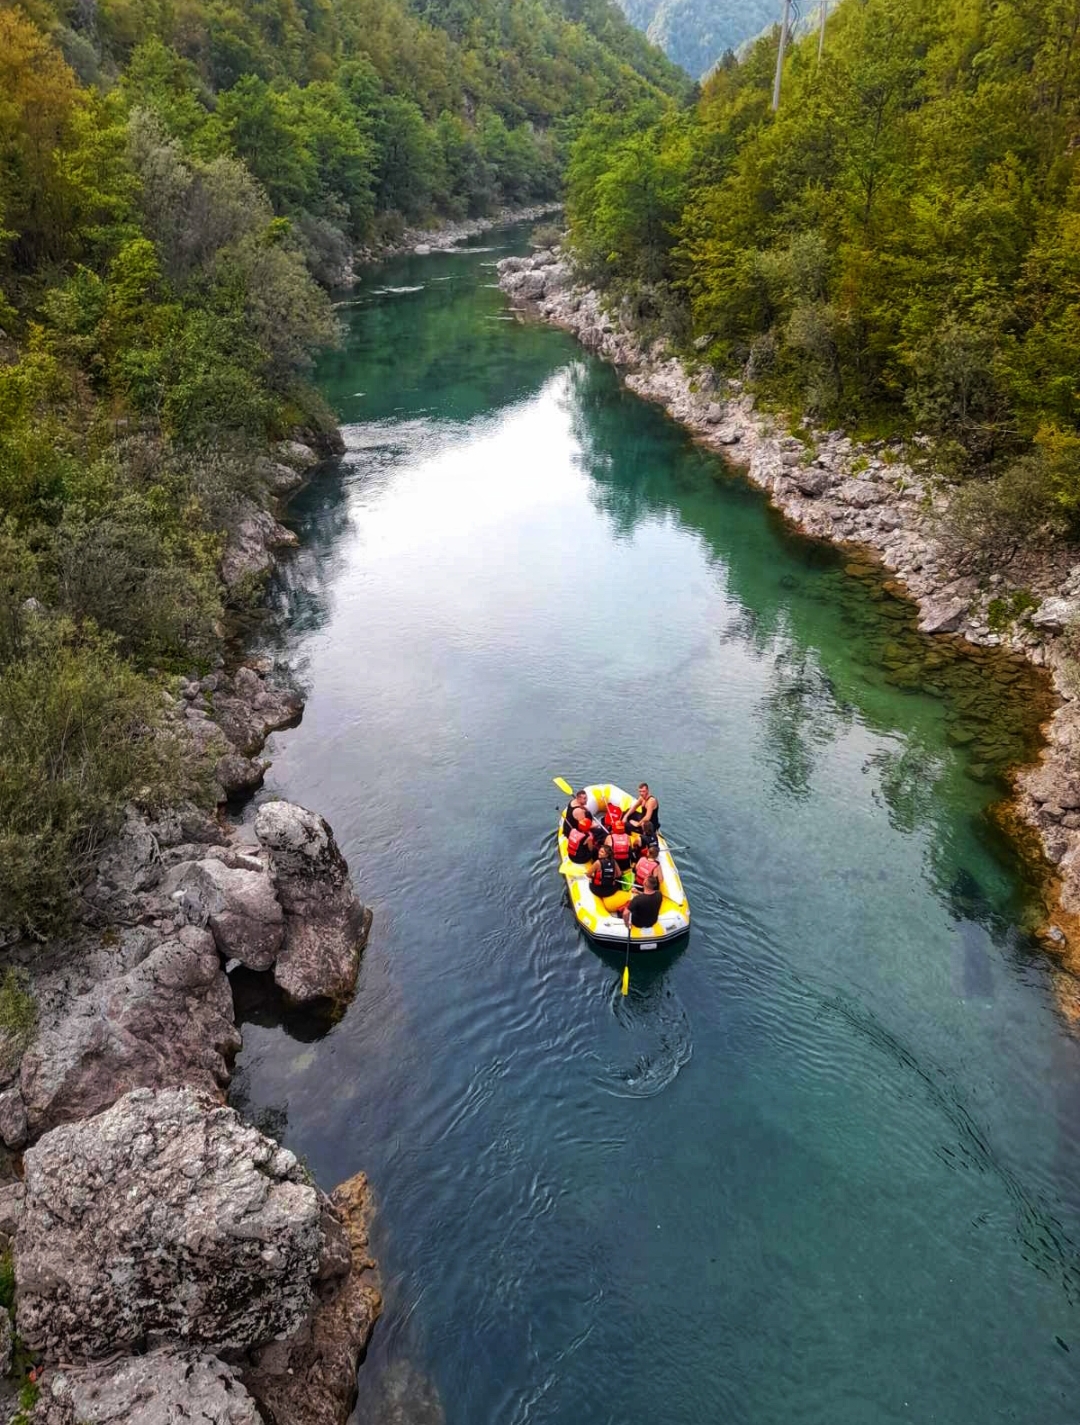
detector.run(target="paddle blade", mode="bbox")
[621,964,630,996]
[553,776,574,796]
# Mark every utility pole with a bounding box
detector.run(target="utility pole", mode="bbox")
[817,0,828,64]
[772,0,792,111]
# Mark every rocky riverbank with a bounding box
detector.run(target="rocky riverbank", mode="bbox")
[499,248,1080,966]
[353,202,560,267]
[0,430,381,1422]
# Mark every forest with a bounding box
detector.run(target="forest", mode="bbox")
[567,0,1080,555]
[0,0,686,936]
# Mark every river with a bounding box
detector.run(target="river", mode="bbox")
[231,228,1080,1424]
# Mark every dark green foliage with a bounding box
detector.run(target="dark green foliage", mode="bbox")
[0,970,38,1061]
[569,0,1080,557]
[0,619,194,937]
[0,0,681,940]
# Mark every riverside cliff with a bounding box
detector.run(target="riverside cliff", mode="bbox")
[500,248,1080,964]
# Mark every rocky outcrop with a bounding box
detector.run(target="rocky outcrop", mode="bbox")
[202,666,304,758]
[220,498,299,590]
[237,1172,383,1425]
[12,927,237,1146]
[355,202,560,264]
[14,1090,382,1425]
[15,1086,324,1362]
[500,247,1080,952]
[32,1351,261,1425]
[254,803,371,1006]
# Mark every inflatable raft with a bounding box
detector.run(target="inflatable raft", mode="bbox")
[557,783,691,949]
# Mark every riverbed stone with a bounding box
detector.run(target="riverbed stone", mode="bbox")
[254,802,370,1006]
[15,927,239,1145]
[15,1086,324,1362]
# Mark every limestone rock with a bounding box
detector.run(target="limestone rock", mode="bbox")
[836,478,885,508]
[918,597,969,635]
[33,1350,260,1425]
[15,927,239,1145]
[254,458,307,496]
[216,751,269,799]
[254,803,370,1006]
[0,1309,10,1377]
[794,468,831,497]
[0,1088,26,1150]
[1031,597,1080,632]
[15,1086,324,1362]
[165,859,283,971]
[210,667,304,757]
[239,1171,382,1425]
[273,440,319,470]
[221,501,298,590]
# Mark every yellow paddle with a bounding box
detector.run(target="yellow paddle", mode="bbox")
[621,918,631,995]
[553,776,574,796]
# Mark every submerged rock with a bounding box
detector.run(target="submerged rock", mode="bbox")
[15,1086,324,1362]
[254,802,371,1006]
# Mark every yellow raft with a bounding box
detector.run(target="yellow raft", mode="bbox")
[556,783,691,949]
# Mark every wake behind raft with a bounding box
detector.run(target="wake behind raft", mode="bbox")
[557,783,691,950]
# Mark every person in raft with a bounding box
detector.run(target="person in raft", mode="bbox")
[622,873,663,930]
[590,843,632,911]
[633,818,659,854]
[633,839,662,892]
[626,783,659,836]
[564,791,598,864]
[600,804,634,873]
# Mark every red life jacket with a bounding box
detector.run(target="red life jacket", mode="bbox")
[604,806,625,831]
[611,832,631,864]
[635,855,660,887]
[567,827,591,857]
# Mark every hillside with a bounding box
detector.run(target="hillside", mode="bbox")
[0,0,685,934]
[616,0,776,77]
[567,0,1080,561]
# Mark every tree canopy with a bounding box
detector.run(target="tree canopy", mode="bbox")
[567,0,1080,531]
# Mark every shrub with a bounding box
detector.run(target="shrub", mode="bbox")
[531,222,562,249]
[0,620,190,937]
[940,452,1066,567]
[0,970,37,1058]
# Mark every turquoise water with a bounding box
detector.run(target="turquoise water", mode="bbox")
[232,231,1080,1424]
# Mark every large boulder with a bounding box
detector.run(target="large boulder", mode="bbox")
[238,1171,383,1425]
[15,1086,324,1362]
[14,928,239,1146]
[164,858,283,971]
[32,1350,260,1425]
[254,803,371,1006]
